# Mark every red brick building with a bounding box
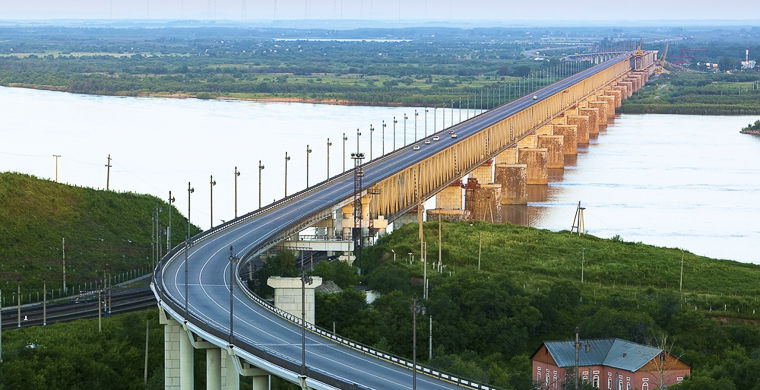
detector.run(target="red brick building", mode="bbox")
[531,338,691,389]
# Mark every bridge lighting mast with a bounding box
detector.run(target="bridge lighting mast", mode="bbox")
[403,113,408,146]
[167,191,175,251]
[432,108,436,133]
[342,133,347,172]
[351,152,365,271]
[356,128,361,155]
[300,264,314,387]
[228,246,239,345]
[258,161,265,209]
[392,116,397,151]
[414,110,418,141]
[306,145,312,187]
[185,182,194,322]
[381,121,386,156]
[210,175,216,228]
[424,108,428,137]
[234,167,241,218]
[326,139,332,179]
[284,152,291,197]
[369,125,374,160]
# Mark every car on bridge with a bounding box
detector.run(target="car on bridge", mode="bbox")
[413,145,421,150]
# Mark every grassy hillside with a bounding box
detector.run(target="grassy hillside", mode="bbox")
[0,172,200,302]
[306,221,760,389]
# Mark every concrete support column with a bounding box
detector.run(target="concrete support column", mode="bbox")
[435,182,463,210]
[465,181,502,223]
[494,164,527,204]
[207,348,222,390]
[578,107,599,135]
[221,351,239,390]
[266,276,323,324]
[517,134,538,148]
[621,81,633,97]
[567,115,590,144]
[611,88,624,107]
[537,135,565,169]
[340,204,353,241]
[588,101,608,126]
[600,96,616,121]
[469,159,493,184]
[163,319,182,390]
[552,125,578,155]
[518,148,548,185]
[179,329,194,390]
[252,375,269,390]
[495,147,518,165]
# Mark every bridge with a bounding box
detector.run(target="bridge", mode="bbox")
[152,51,658,390]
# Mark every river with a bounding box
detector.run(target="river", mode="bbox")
[1,86,758,263]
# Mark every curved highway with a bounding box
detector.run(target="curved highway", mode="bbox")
[153,54,633,390]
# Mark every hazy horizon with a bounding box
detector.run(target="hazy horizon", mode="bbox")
[3,0,760,23]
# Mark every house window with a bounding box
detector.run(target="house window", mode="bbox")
[607,378,612,389]
[546,373,550,387]
[677,377,684,382]
[642,383,649,390]
[618,380,623,390]
[593,375,599,388]
[626,382,630,390]
[537,367,542,381]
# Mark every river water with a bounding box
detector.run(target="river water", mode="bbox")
[1,86,758,263]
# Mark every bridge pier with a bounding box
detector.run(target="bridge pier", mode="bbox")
[464,178,502,223]
[599,95,616,121]
[567,115,589,144]
[469,160,493,184]
[179,327,194,390]
[221,350,239,390]
[578,107,599,136]
[551,125,577,155]
[266,276,322,324]
[207,349,222,390]
[537,135,565,169]
[518,147,548,185]
[162,316,182,390]
[587,101,608,127]
[494,163,527,204]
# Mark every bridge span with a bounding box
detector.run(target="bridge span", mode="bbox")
[153,51,658,390]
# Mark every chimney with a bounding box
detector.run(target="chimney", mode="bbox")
[747,49,750,63]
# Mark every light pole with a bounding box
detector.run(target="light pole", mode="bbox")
[403,113,408,146]
[301,265,314,385]
[234,166,241,218]
[185,181,194,321]
[62,237,66,294]
[306,144,312,187]
[412,294,419,390]
[424,108,428,136]
[342,132,347,172]
[369,125,374,160]
[414,110,418,141]
[228,246,239,345]
[167,191,175,251]
[356,128,361,155]
[52,154,61,182]
[381,120,386,156]
[326,138,332,179]
[392,116,397,151]
[210,175,216,228]
[258,160,264,209]
[284,152,291,197]
[433,107,437,133]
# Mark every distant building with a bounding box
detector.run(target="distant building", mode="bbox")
[531,338,691,390]
[741,60,756,70]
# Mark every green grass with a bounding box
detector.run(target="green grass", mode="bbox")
[0,172,200,303]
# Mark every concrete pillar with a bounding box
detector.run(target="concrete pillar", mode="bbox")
[179,329,194,390]
[164,319,182,390]
[207,349,222,390]
[567,115,590,144]
[518,148,548,185]
[221,351,239,390]
[340,204,353,240]
[494,163,527,204]
[467,184,502,223]
[435,182,463,210]
[252,375,269,390]
[621,81,633,97]
[495,147,518,165]
[578,107,599,135]
[266,276,323,324]
[552,125,578,155]
[588,101,608,126]
[611,88,624,107]
[600,96,616,121]
[469,160,493,184]
[537,135,565,169]
[517,134,538,148]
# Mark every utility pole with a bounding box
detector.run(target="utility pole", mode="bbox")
[412,294,418,390]
[234,166,241,218]
[429,315,432,361]
[228,246,239,345]
[16,278,20,328]
[62,237,66,294]
[284,152,291,197]
[105,154,112,190]
[43,279,46,326]
[680,250,684,294]
[210,175,216,228]
[438,213,442,272]
[258,160,265,209]
[52,154,61,182]
[168,191,175,251]
[306,144,312,187]
[326,138,332,179]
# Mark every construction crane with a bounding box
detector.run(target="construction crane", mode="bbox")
[657,44,669,74]
[634,38,645,57]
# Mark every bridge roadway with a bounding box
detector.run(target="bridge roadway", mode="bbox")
[154,54,632,390]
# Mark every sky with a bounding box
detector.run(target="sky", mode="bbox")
[2,0,760,22]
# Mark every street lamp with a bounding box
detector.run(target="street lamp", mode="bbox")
[258,160,265,209]
[342,132,348,172]
[234,166,241,218]
[433,107,437,133]
[52,154,61,182]
[356,128,361,155]
[326,138,332,179]
[185,181,194,322]
[301,265,314,385]
[284,152,291,197]
[393,116,398,151]
[414,110,418,141]
[369,125,374,160]
[403,113,408,146]
[424,108,428,136]
[210,175,216,228]
[381,120,387,155]
[412,293,420,390]
[306,145,312,187]
[167,191,175,251]
[228,246,239,345]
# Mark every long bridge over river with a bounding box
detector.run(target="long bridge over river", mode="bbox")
[153,50,658,390]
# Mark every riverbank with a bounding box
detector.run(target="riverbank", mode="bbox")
[741,129,760,135]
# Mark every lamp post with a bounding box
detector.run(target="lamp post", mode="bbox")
[301,266,314,384]
[433,107,437,133]
[167,191,175,251]
[306,144,312,187]
[258,160,265,209]
[403,113,408,146]
[52,154,61,182]
[209,175,216,228]
[369,125,374,160]
[356,128,361,155]
[381,120,386,156]
[228,246,239,345]
[185,181,194,321]
[392,116,397,151]
[414,110,418,141]
[234,166,240,218]
[326,138,332,179]
[284,152,291,197]
[424,108,428,136]
[412,294,419,390]
[342,133,347,172]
